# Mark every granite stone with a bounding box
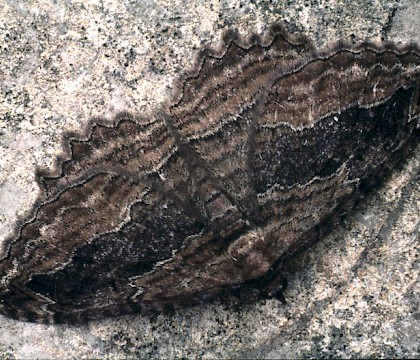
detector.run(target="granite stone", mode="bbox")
[0,0,418,358]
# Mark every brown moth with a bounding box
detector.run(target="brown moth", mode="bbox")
[0,25,419,323]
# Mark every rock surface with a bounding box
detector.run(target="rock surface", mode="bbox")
[0,0,418,358]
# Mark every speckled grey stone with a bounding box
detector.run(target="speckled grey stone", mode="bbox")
[0,0,418,358]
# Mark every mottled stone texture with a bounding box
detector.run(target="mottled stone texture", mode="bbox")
[0,0,419,358]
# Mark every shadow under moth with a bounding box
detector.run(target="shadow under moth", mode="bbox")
[0,24,419,323]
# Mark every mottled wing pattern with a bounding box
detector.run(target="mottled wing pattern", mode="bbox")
[0,25,419,323]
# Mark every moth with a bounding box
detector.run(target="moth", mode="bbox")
[0,24,419,323]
